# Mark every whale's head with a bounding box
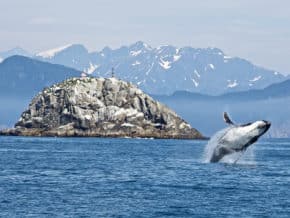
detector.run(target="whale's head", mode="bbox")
[232,120,271,151]
[256,120,271,136]
[240,120,271,139]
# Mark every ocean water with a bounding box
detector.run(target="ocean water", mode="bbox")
[0,137,290,217]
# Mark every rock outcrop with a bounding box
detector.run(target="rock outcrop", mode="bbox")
[0,77,204,139]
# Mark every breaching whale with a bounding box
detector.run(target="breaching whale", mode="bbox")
[209,112,271,163]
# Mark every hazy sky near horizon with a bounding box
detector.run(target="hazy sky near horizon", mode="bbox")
[0,0,290,74]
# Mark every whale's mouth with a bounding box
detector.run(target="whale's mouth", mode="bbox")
[261,120,271,135]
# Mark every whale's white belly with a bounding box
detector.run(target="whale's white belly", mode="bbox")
[221,128,250,151]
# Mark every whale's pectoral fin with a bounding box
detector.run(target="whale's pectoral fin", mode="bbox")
[223,112,234,125]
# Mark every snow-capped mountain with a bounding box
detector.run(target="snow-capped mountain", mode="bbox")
[0,42,287,95]
[36,44,73,59]
[33,42,286,95]
[35,44,92,72]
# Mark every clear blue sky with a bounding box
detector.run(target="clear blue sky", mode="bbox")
[0,0,290,74]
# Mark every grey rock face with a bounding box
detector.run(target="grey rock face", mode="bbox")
[1,77,204,139]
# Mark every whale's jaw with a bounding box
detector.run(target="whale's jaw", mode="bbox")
[261,121,271,135]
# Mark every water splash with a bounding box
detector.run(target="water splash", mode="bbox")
[203,127,256,165]
[202,127,230,163]
[220,147,256,165]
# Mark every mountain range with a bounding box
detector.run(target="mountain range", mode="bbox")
[1,42,290,137]
[0,42,287,95]
[153,80,290,138]
[0,47,32,62]
[155,78,290,102]
[0,55,81,97]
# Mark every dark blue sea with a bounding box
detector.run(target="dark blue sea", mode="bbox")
[0,137,290,217]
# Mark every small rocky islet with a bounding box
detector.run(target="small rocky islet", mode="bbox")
[0,77,204,139]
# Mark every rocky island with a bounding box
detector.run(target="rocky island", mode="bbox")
[0,77,204,139]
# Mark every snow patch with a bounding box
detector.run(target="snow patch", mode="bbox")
[173,48,181,61]
[159,59,171,70]
[173,55,181,61]
[36,44,72,58]
[0,57,3,63]
[209,64,215,69]
[157,45,169,52]
[249,76,262,82]
[130,50,142,56]
[191,78,199,87]
[85,62,99,74]
[132,61,141,66]
[139,42,152,50]
[194,70,200,78]
[227,80,238,88]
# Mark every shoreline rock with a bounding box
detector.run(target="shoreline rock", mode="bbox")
[0,77,205,139]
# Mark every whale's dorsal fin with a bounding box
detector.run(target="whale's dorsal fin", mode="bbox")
[223,112,234,125]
